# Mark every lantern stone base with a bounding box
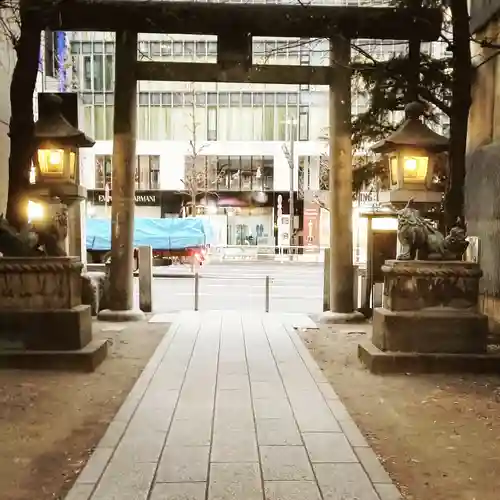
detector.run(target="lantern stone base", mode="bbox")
[319,310,365,324]
[97,309,145,322]
[358,342,500,374]
[0,257,108,371]
[0,340,108,372]
[359,259,490,374]
[372,308,488,354]
[0,305,92,351]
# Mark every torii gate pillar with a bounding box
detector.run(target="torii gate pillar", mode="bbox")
[98,31,144,321]
[321,36,364,323]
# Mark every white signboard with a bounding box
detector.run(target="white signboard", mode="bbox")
[278,214,290,247]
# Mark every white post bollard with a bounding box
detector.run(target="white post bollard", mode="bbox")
[194,272,200,311]
[265,275,270,313]
[138,246,153,313]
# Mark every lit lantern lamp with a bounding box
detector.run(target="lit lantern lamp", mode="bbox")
[31,93,95,205]
[372,101,448,208]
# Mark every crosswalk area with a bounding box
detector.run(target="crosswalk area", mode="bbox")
[150,262,324,314]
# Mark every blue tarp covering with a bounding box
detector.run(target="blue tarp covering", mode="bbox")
[86,217,214,251]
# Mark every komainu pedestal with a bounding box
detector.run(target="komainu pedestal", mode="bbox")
[373,260,488,354]
[0,257,107,371]
[358,260,499,374]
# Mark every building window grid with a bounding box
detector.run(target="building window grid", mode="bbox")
[82,89,307,141]
[72,39,302,66]
[95,154,160,190]
[184,155,274,192]
[74,37,425,142]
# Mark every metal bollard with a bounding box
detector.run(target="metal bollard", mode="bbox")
[265,275,270,313]
[138,245,153,313]
[194,272,199,311]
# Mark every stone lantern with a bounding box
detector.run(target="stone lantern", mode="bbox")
[372,101,448,207]
[29,93,95,256]
[0,95,106,371]
[30,93,94,206]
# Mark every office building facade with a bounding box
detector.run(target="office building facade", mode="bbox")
[67,1,449,247]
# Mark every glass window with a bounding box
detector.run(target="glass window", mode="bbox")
[82,104,93,136]
[195,41,206,57]
[82,42,91,54]
[319,155,328,190]
[105,106,113,140]
[217,157,230,190]
[94,105,106,140]
[138,41,149,60]
[276,106,287,141]
[229,156,240,190]
[81,93,93,105]
[162,93,172,106]
[136,155,148,189]
[83,55,92,90]
[262,156,274,191]
[151,156,160,189]
[164,107,172,140]
[104,54,114,91]
[136,155,160,189]
[151,42,161,57]
[137,106,149,140]
[276,93,287,105]
[207,93,217,106]
[173,42,183,56]
[162,41,172,57]
[184,42,194,56]
[253,93,263,106]
[207,107,217,141]
[208,41,217,55]
[229,93,241,107]
[172,92,183,106]
[263,107,274,141]
[151,92,161,106]
[95,155,112,189]
[242,93,252,106]
[94,42,104,54]
[93,55,104,91]
[252,156,264,191]
[195,92,206,106]
[240,157,252,191]
[299,106,309,141]
[183,155,208,193]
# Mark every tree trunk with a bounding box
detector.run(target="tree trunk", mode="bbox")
[6,11,41,229]
[444,0,472,228]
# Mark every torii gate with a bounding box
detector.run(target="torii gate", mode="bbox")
[28,0,442,320]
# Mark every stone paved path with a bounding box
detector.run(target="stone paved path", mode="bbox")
[66,311,401,500]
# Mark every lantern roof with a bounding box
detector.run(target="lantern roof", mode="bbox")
[34,94,95,148]
[372,101,449,154]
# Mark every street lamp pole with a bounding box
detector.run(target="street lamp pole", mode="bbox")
[281,118,297,256]
[289,121,296,254]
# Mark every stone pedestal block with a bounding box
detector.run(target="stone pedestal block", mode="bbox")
[359,259,492,374]
[0,257,83,310]
[0,305,92,351]
[382,260,482,312]
[0,257,107,371]
[372,308,488,354]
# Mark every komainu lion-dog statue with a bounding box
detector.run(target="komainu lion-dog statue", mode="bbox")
[396,199,468,261]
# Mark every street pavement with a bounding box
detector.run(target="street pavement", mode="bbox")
[148,261,324,314]
[67,311,400,500]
